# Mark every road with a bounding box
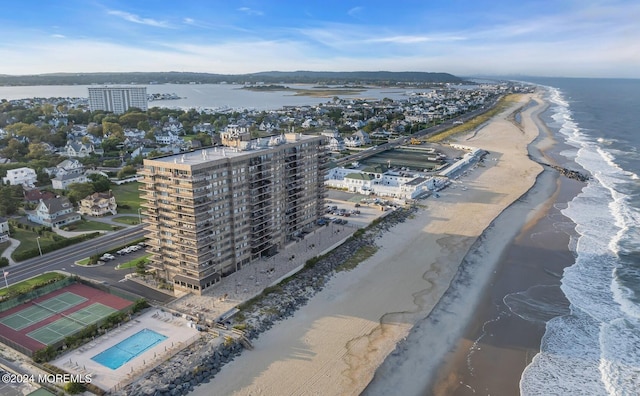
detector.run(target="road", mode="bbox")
[336,96,500,166]
[3,225,174,305]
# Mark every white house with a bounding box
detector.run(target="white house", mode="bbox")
[63,140,94,157]
[344,130,371,147]
[45,159,85,177]
[52,173,89,190]
[0,216,9,243]
[27,197,80,228]
[2,167,37,187]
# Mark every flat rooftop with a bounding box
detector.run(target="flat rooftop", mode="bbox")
[148,134,320,166]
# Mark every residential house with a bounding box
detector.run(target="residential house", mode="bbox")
[63,140,94,157]
[320,130,345,152]
[344,130,371,147]
[52,173,89,190]
[154,131,181,145]
[78,191,117,216]
[2,167,37,188]
[27,196,80,227]
[0,216,9,243]
[45,159,85,178]
[23,188,56,204]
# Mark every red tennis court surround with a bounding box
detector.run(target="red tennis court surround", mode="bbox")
[0,282,133,355]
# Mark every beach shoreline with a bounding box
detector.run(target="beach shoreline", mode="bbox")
[190,91,550,396]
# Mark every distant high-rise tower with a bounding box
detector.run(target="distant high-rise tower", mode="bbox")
[88,86,148,114]
[139,133,328,295]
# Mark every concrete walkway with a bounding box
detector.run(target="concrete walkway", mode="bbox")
[0,238,20,266]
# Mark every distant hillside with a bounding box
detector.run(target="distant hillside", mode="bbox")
[0,71,465,86]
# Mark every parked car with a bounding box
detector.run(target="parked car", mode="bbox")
[101,253,115,261]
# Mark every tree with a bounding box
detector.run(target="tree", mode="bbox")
[193,132,212,147]
[1,139,28,161]
[5,122,46,142]
[66,182,95,204]
[117,165,137,179]
[26,142,48,159]
[102,121,124,140]
[41,103,55,117]
[0,184,23,216]
[137,120,151,132]
[119,112,147,128]
[87,123,103,138]
[101,137,121,153]
[88,174,111,192]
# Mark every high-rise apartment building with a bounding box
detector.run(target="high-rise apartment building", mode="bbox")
[88,86,148,114]
[139,133,327,295]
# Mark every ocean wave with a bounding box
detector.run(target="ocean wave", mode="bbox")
[522,85,640,396]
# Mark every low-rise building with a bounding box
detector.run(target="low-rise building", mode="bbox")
[78,191,117,216]
[2,167,37,188]
[27,197,80,228]
[0,216,9,243]
[51,173,89,190]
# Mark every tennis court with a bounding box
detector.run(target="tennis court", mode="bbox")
[27,303,118,345]
[0,292,87,331]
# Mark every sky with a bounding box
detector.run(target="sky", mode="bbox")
[0,0,638,78]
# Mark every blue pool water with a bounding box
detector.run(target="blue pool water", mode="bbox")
[91,328,167,370]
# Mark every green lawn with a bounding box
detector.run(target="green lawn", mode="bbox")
[111,182,143,214]
[9,227,59,258]
[63,219,118,232]
[0,272,66,298]
[117,254,150,270]
[112,216,142,225]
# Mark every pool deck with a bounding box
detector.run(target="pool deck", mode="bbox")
[51,310,200,392]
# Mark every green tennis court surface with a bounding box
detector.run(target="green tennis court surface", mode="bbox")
[26,303,118,345]
[0,292,87,331]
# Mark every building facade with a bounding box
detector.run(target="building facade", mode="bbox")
[0,216,9,243]
[88,86,148,114]
[2,167,37,188]
[78,191,117,216]
[139,133,327,295]
[27,197,81,228]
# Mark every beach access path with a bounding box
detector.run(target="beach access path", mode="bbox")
[192,92,545,396]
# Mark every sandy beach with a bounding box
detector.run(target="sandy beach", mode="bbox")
[191,92,548,396]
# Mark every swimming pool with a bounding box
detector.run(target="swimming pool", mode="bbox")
[91,328,167,370]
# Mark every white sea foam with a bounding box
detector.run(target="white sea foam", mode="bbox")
[521,85,640,395]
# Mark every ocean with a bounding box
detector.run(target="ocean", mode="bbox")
[518,78,640,394]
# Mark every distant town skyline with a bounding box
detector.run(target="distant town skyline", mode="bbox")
[0,0,638,79]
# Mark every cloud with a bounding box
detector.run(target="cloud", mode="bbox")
[369,35,466,44]
[51,34,66,39]
[237,7,263,16]
[107,10,171,28]
[347,7,364,17]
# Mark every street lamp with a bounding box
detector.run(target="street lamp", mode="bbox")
[137,208,142,224]
[36,236,43,256]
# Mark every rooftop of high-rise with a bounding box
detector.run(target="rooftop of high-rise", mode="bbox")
[147,133,322,166]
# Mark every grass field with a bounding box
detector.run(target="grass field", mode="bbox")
[117,254,150,270]
[426,94,522,143]
[9,227,58,258]
[112,216,142,225]
[110,182,143,214]
[63,219,117,232]
[0,272,66,298]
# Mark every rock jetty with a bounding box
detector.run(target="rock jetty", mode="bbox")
[118,206,419,396]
